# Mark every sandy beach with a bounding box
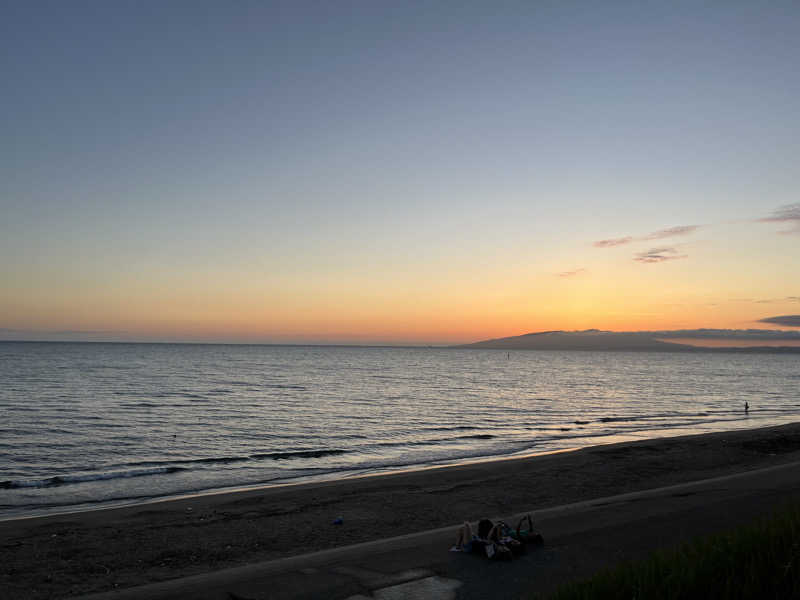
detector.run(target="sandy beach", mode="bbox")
[5,422,800,599]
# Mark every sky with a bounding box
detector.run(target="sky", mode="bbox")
[1,1,799,345]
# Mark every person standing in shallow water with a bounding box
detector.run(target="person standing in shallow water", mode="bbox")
[745,401,749,413]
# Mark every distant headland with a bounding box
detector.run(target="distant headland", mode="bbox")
[455,329,800,352]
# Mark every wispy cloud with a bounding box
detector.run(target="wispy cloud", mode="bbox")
[594,225,698,248]
[593,236,634,248]
[641,225,699,240]
[557,268,587,278]
[758,204,800,234]
[758,315,800,327]
[754,296,800,304]
[634,247,688,264]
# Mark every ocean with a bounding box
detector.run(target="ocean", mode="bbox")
[1,341,798,519]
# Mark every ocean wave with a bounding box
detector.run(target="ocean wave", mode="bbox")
[312,441,540,477]
[251,449,346,460]
[113,449,349,470]
[262,384,307,390]
[194,456,251,464]
[213,380,251,386]
[369,433,496,449]
[0,466,186,490]
[598,414,674,423]
[422,426,477,432]
[148,391,207,400]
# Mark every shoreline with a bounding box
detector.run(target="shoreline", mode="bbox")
[0,446,585,524]
[5,422,800,599]
[4,417,788,523]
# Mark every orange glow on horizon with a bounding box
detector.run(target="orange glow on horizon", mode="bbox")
[3,234,798,345]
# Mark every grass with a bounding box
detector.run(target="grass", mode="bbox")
[549,503,800,599]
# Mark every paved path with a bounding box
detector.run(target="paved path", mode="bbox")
[77,461,800,600]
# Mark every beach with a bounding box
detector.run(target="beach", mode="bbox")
[4,422,800,599]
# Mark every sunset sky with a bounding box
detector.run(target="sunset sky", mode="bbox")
[2,2,799,344]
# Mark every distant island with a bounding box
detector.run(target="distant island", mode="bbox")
[455,329,800,352]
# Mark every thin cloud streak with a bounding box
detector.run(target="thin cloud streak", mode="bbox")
[593,236,634,248]
[754,296,800,304]
[634,247,688,264]
[642,225,699,240]
[758,204,800,234]
[557,268,587,278]
[594,225,698,248]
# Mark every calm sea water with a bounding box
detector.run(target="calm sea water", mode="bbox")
[1,342,798,518]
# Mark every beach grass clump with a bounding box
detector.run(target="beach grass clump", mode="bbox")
[550,503,800,599]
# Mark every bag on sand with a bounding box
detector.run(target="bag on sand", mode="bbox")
[504,536,525,556]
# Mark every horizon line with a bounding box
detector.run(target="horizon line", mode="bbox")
[3,325,800,348]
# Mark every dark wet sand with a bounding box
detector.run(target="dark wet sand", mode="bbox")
[4,422,800,599]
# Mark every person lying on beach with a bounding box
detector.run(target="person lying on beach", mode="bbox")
[451,516,542,558]
[451,519,518,559]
